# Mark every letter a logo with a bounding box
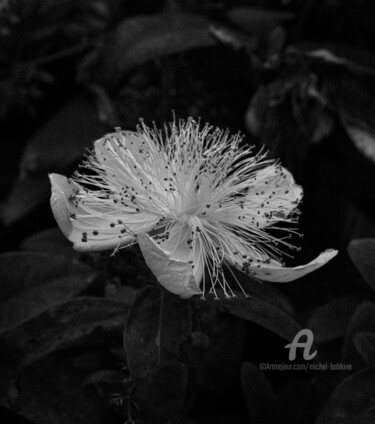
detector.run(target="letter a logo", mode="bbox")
[285,329,317,361]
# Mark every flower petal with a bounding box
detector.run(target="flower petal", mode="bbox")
[49,173,158,252]
[94,131,143,173]
[246,165,303,227]
[94,130,166,187]
[238,249,338,283]
[93,131,173,212]
[137,232,203,298]
[49,173,74,238]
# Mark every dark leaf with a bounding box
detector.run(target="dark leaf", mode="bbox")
[186,300,247,393]
[0,407,34,424]
[342,302,375,370]
[20,228,75,257]
[244,79,330,174]
[245,86,272,140]
[82,368,124,404]
[246,43,375,171]
[104,282,137,305]
[209,293,301,342]
[305,44,375,78]
[0,252,93,334]
[307,46,375,163]
[1,297,127,368]
[310,111,335,143]
[193,414,247,424]
[209,25,257,54]
[230,268,294,314]
[99,13,217,89]
[240,362,278,424]
[316,368,375,424]
[19,94,104,173]
[1,94,108,225]
[124,285,192,421]
[267,26,287,57]
[14,355,110,424]
[171,418,199,424]
[225,7,295,45]
[335,198,375,246]
[308,294,364,344]
[277,380,316,424]
[348,238,375,292]
[354,332,375,367]
[83,369,122,387]
[342,119,375,163]
[0,175,51,226]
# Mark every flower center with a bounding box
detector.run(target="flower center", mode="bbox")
[174,190,200,219]
[176,213,195,225]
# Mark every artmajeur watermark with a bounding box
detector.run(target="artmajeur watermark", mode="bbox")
[259,362,352,371]
[259,329,352,372]
[285,328,317,360]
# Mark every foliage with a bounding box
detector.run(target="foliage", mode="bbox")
[1,0,375,423]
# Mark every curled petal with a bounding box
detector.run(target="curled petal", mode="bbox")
[237,249,338,283]
[137,232,203,298]
[49,174,157,252]
[49,173,75,238]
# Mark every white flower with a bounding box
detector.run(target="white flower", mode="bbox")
[49,118,337,299]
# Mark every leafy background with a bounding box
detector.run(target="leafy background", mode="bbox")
[1,0,375,423]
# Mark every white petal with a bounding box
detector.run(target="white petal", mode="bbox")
[94,131,143,169]
[49,173,158,252]
[93,131,172,208]
[238,249,338,283]
[137,232,203,298]
[247,165,303,226]
[153,223,204,280]
[49,173,74,238]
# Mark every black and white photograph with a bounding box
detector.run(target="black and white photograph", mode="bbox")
[1,1,375,423]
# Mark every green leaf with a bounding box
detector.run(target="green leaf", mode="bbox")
[99,13,217,90]
[0,252,94,334]
[342,302,375,370]
[240,362,279,424]
[1,94,108,225]
[348,238,375,292]
[354,332,375,367]
[124,285,192,421]
[316,368,375,424]
[308,294,364,344]
[2,297,127,368]
[209,293,301,342]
